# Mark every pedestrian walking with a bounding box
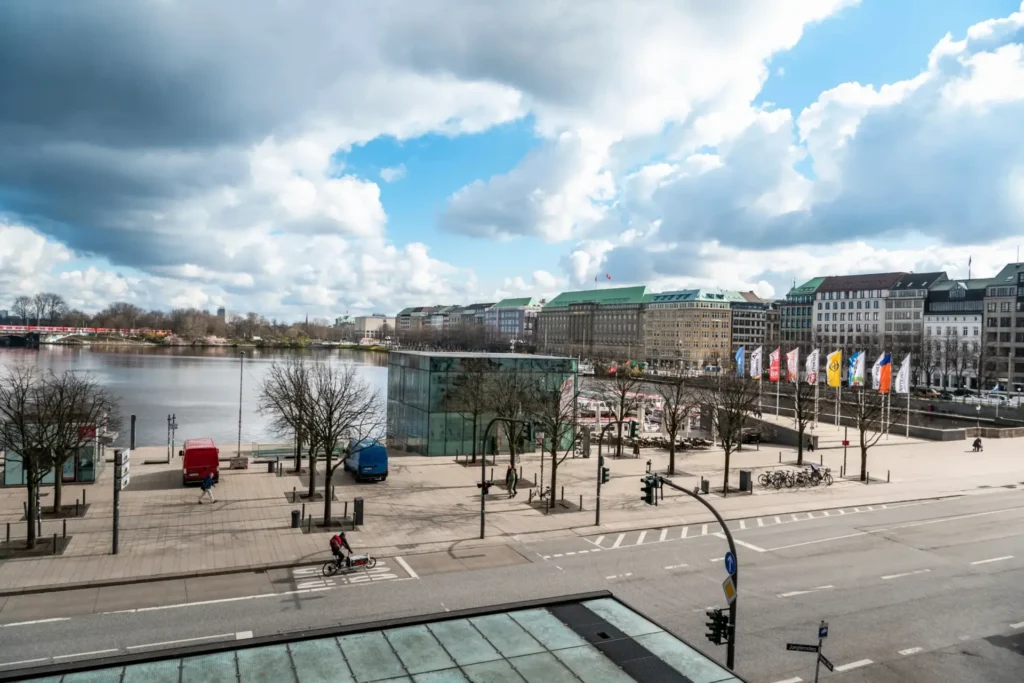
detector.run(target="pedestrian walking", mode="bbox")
[198,473,216,504]
[505,465,518,498]
[633,440,640,459]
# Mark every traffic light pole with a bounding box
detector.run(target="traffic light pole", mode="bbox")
[479,417,528,540]
[594,422,616,526]
[657,475,739,671]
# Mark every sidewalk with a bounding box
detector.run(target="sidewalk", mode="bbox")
[0,431,1021,595]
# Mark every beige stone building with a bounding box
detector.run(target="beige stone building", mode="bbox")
[643,289,733,372]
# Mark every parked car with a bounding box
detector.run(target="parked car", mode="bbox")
[344,439,388,482]
[937,391,954,401]
[741,428,762,444]
[181,437,220,486]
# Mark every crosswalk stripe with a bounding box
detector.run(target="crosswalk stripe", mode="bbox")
[637,531,648,545]
[611,534,625,549]
[791,513,799,521]
[757,518,764,527]
[659,528,668,542]
[701,524,708,536]
[774,516,782,524]
[739,520,747,530]
[594,535,605,546]
[680,526,689,539]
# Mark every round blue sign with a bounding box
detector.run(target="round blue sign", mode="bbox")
[724,551,736,575]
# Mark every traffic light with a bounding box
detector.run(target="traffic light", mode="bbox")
[705,608,730,646]
[477,481,493,495]
[601,467,610,484]
[524,422,534,442]
[628,421,638,438]
[640,476,654,505]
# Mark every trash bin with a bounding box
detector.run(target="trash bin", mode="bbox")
[353,497,364,526]
[267,460,275,473]
[739,469,752,492]
[290,509,300,528]
[700,478,710,495]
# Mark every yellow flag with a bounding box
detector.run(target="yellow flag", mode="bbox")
[826,350,843,388]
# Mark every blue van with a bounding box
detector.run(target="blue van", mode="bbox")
[344,439,388,482]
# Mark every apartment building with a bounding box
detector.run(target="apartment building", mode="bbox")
[395,306,438,333]
[982,262,1024,391]
[729,291,768,355]
[923,279,986,390]
[448,303,494,329]
[537,286,647,359]
[644,289,732,372]
[780,277,823,351]
[354,314,395,340]
[484,298,541,341]
[885,272,947,367]
[813,272,904,358]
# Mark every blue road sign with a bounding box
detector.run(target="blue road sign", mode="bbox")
[819,623,829,639]
[724,551,736,576]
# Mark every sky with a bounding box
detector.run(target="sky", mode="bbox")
[1,1,1024,320]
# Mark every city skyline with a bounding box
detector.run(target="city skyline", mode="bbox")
[1,2,1023,320]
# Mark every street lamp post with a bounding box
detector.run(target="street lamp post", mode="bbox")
[976,404,981,431]
[167,413,178,464]
[479,416,528,539]
[237,352,245,459]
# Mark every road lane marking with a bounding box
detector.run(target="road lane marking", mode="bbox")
[236,631,253,640]
[611,534,625,549]
[701,524,708,536]
[565,552,576,556]
[1010,622,1024,629]
[680,526,688,539]
[835,659,873,672]
[837,509,846,515]
[395,557,419,577]
[664,564,688,570]
[790,513,799,521]
[772,678,803,683]
[899,647,923,656]
[854,508,861,512]
[659,528,668,542]
[774,516,782,524]
[882,569,931,580]
[553,554,563,558]
[767,531,869,552]
[0,617,71,628]
[735,539,767,553]
[739,520,747,530]
[637,531,648,545]
[593,535,605,546]
[778,585,834,598]
[605,573,633,580]
[53,649,118,660]
[822,510,831,516]
[128,633,237,650]
[971,556,1013,565]
[757,518,764,527]
[0,658,47,668]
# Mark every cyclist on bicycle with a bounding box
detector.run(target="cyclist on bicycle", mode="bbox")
[329,532,353,568]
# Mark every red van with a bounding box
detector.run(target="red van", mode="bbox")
[181,438,220,486]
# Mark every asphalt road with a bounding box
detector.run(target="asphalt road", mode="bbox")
[3,489,1024,682]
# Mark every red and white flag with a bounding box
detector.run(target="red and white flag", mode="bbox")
[769,347,781,382]
[786,348,799,382]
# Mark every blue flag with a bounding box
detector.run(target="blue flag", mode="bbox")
[735,346,745,377]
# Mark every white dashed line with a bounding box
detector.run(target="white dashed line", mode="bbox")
[971,556,1013,565]
[664,564,688,570]
[565,551,576,556]
[1011,622,1024,629]
[772,677,803,683]
[0,658,47,668]
[835,659,873,672]
[822,510,831,516]
[739,520,747,530]
[53,649,118,660]
[701,524,708,536]
[898,647,923,656]
[235,631,253,640]
[774,516,782,524]
[882,569,931,580]
[680,526,689,539]
[127,633,237,650]
[611,534,625,549]
[395,556,419,579]
[659,528,668,542]
[0,617,71,628]
[637,531,648,544]
[778,585,834,598]
[757,518,764,527]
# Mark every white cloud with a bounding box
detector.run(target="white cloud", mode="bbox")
[380,164,407,183]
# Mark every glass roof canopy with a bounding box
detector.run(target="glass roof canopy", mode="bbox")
[16,595,744,683]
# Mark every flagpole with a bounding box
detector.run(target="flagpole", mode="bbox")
[836,385,841,427]
[813,363,819,428]
[775,375,780,417]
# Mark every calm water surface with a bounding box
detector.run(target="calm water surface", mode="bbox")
[0,346,388,447]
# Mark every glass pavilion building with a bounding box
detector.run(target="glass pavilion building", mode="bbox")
[387,351,578,456]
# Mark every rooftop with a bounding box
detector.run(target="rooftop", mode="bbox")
[817,272,905,293]
[493,297,541,308]
[992,262,1024,283]
[645,288,741,303]
[545,286,648,307]
[929,278,994,292]
[11,594,745,683]
[787,276,826,297]
[891,272,947,290]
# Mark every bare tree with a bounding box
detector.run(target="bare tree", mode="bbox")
[689,375,761,496]
[527,375,579,510]
[258,359,312,473]
[11,295,32,323]
[851,389,888,482]
[0,366,54,548]
[791,380,816,465]
[443,358,496,463]
[37,371,121,512]
[598,368,642,458]
[656,377,695,475]
[490,371,531,468]
[31,293,47,325]
[306,363,385,525]
[954,338,976,392]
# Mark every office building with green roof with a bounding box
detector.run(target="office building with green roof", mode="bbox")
[484,297,542,342]
[781,277,824,349]
[537,286,647,360]
[643,289,733,371]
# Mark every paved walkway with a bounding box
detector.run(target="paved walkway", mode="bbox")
[0,429,1021,594]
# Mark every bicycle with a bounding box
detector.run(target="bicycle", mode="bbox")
[322,553,377,577]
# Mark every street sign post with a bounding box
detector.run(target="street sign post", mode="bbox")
[112,449,130,555]
[787,619,833,682]
[818,653,834,672]
[819,621,829,639]
[721,575,737,604]
[724,551,736,576]
[786,643,819,653]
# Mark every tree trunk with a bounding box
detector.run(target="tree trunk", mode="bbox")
[53,471,63,513]
[25,479,37,549]
[548,446,558,511]
[668,438,676,476]
[860,430,868,482]
[323,466,334,525]
[796,426,804,466]
[722,447,731,497]
[615,419,623,458]
[308,450,318,498]
[470,415,478,464]
[293,431,302,472]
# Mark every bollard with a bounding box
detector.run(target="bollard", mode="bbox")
[83,489,86,507]
[561,485,564,501]
[579,494,583,510]
[293,487,297,503]
[529,490,534,504]
[778,452,781,463]
[820,455,823,466]
[332,486,335,501]
[52,533,57,555]
[887,470,890,483]
[301,503,306,521]
[23,501,27,517]
[76,499,80,517]
[5,522,9,543]
[490,467,494,482]
[63,519,67,539]
[307,515,312,533]
[867,471,870,485]
[519,466,523,481]
[344,501,348,523]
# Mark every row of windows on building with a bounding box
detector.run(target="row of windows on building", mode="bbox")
[817,290,884,300]
[817,300,880,310]
[985,317,1024,327]
[817,323,880,333]
[818,311,882,322]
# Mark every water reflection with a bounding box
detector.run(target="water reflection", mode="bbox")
[0,346,388,447]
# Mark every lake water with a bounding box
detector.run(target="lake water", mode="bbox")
[0,346,388,448]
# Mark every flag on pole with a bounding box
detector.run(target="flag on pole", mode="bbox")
[849,351,866,387]
[786,348,799,382]
[872,353,892,393]
[826,350,842,387]
[895,354,911,394]
[735,346,745,377]
[769,347,781,382]
[750,346,763,380]
[806,349,820,385]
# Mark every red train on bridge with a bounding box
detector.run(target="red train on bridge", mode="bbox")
[0,325,172,336]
